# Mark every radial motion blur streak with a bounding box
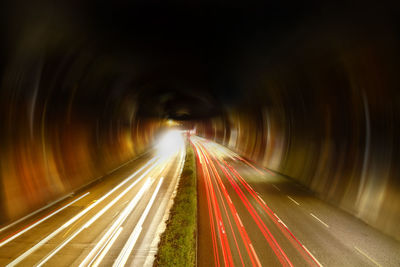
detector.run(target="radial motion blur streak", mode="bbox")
[0,133,186,266]
[192,136,400,266]
[1,0,400,266]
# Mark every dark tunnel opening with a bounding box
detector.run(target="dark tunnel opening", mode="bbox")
[1,1,400,265]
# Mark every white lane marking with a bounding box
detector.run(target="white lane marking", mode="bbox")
[113,177,164,267]
[354,246,382,267]
[7,157,159,267]
[302,245,323,267]
[249,243,262,267]
[287,196,300,206]
[274,213,289,229]
[272,184,281,191]
[0,193,73,233]
[310,213,329,228]
[259,197,266,205]
[0,192,89,247]
[78,179,153,267]
[227,195,233,204]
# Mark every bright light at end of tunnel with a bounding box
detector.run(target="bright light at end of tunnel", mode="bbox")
[156,130,185,159]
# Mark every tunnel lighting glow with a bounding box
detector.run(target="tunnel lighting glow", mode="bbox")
[166,119,179,126]
[156,130,184,159]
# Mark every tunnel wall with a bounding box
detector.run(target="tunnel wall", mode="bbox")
[196,26,400,240]
[0,46,161,224]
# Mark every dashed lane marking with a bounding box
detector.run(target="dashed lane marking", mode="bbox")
[310,213,329,228]
[354,246,382,267]
[287,196,300,205]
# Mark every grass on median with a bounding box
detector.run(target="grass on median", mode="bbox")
[154,142,197,267]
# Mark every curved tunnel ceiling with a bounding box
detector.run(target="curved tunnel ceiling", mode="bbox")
[1,0,400,244]
[2,1,330,119]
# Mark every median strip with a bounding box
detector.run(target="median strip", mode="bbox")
[154,143,197,267]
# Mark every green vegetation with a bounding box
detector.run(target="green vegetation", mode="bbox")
[154,143,197,267]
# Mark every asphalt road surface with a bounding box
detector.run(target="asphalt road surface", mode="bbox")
[192,136,400,267]
[0,141,185,267]
[2,133,400,267]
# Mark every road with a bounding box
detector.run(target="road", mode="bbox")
[0,132,185,267]
[1,132,400,267]
[192,136,400,267]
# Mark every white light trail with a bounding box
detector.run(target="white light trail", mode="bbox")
[92,227,123,267]
[0,192,89,248]
[35,176,155,267]
[156,130,184,159]
[0,193,73,233]
[113,177,164,267]
[7,157,159,267]
[79,178,152,267]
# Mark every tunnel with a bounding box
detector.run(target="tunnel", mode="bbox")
[1,1,400,266]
